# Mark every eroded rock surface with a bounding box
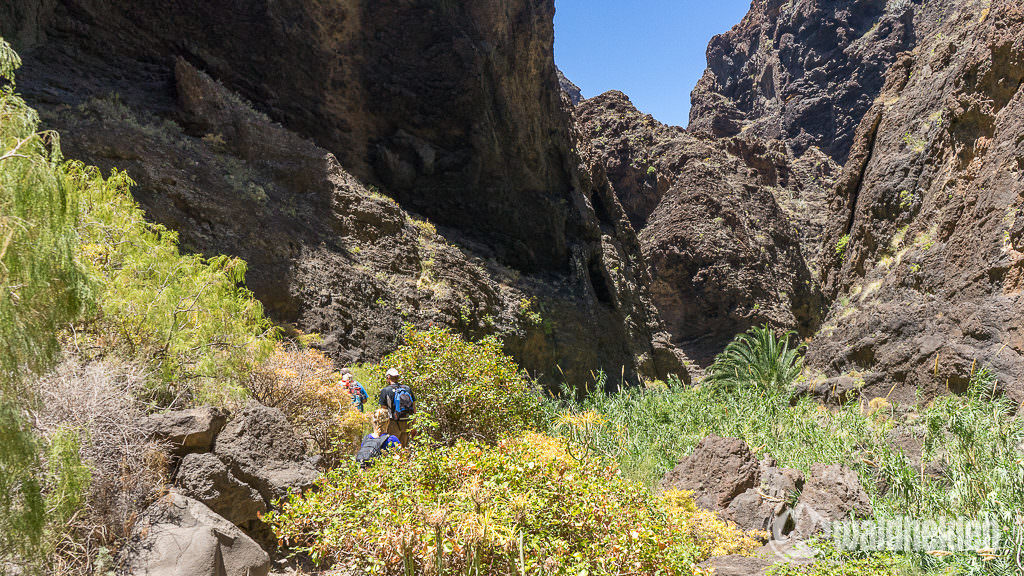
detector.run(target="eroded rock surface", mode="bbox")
[689,0,922,163]
[141,407,227,456]
[176,452,266,526]
[809,0,1024,403]
[663,436,871,542]
[213,405,319,504]
[577,92,824,364]
[4,0,687,390]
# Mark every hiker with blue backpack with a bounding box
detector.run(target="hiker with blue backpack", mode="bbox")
[355,408,401,467]
[378,367,415,446]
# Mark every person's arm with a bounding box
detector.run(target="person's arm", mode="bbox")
[357,383,368,402]
[378,386,390,408]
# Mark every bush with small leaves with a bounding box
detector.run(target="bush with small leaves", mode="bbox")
[265,432,762,575]
[366,326,542,445]
[247,343,365,467]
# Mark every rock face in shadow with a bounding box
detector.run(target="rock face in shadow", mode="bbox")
[688,0,920,163]
[809,0,1024,404]
[3,0,688,388]
[577,92,824,364]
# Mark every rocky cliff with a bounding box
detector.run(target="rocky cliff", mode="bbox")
[688,0,922,163]
[809,0,1024,404]
[2,0,687,388]
[576,91,824,365]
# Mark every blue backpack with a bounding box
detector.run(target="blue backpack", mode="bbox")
[392,385,415,420]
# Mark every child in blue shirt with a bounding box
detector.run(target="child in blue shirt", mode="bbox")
[342,372,368,412]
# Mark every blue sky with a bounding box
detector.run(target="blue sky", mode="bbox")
[554,0,752,127]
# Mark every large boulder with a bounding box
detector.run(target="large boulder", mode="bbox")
[794,463,872,538]
[660,435,760,510]
[213,405,319,504]
[662,436,872,542]
[141,407,228,455]
[120,491,269,576]
[175,452,265,526]
[726,458,804,536]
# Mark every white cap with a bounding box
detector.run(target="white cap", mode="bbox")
[386,368,400,378]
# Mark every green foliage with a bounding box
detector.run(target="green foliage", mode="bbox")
[707,325,804,392]
[0,38,91,571]
[768,545,913,576]
[0,38,21,81]
[43,427,91,535]
[72,164,277,405]
[547,361,1024,574]
[835,234,851,260]
[266,433,759,575]
[646,165,657,176]
[368,326,542,444]
[517,297,544,326]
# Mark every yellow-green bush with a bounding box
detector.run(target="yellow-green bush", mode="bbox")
[367,326,542,444]
[72,163,276,405]
[0,38,92,571]
[266,432,762,576]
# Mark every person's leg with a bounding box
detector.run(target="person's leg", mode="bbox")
[387,419,402,443]
[397,420,411,446]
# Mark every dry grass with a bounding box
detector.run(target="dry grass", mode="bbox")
[246,343,367,468]
[34,356,169,575]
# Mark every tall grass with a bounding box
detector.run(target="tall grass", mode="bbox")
[546,328,1024,575]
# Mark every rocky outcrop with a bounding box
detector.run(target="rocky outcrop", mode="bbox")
[663,436,871,542]
[793,463,872,538]
[557,68,583,105]
[176,453,266,526]
[141,407,227,456]
[4,0,687,390]
[660,435,761,510]
[119,491,270,576]
[809,0,1024,404]
[213,405,319,504]
[688,0,922,163]
[577,92,824,364]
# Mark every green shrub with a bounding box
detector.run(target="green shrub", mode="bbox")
[367,326,542,444]
[265,432,761,575]
[0,38,91,571]
[707,325,804,392]
[835,234,851,260]
[72,164,277,405]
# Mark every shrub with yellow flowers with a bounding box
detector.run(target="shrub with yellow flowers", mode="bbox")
[265,432,763,575]
[247,342,366,467]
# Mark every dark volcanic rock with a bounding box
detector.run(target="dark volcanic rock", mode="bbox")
[120,491,270,576]
[794,463,872,538]
[660,435,760,510]
[213,405,319,505]
[557,67,583,105]
[577,92,824,364]
[810,0,1024,404]
[663,436,871,545]
[4,0,687,390]
[688,0,921,163]
[175,453,265,526]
